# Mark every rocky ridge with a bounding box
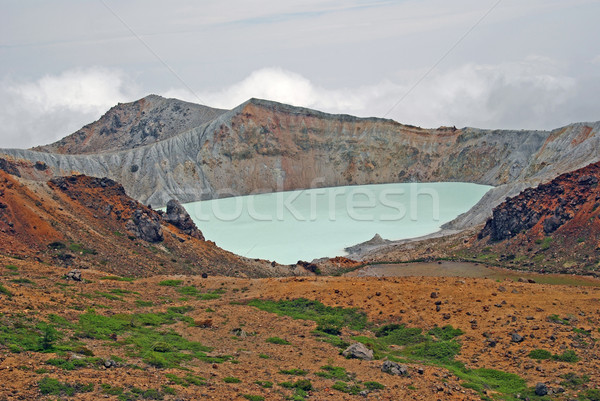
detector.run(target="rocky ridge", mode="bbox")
[1,97,599,229]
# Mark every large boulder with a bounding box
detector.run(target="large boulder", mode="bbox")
[342,343,373,360]
[163,199,204,240]
[126,209,163,243]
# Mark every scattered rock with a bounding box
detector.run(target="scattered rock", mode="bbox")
[231,328,247,338]
[430,292,439,299]
[104,359,117,368]
[534,383,548,396]
[342,343,373,360]
[201,272,208,279]
[381,361,408,376]
[511,333,524,343]
[65,269,82,281]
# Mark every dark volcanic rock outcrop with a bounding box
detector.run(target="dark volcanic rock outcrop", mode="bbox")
[480,162,600,241]
[163,199,204,240]
[475,161,600,275]
[126,209,164,243]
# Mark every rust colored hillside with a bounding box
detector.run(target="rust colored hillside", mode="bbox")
[471,161,600,275]
[0,170,290,278]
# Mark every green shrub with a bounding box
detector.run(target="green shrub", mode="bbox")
[38,377,94,396]
[552,350,579,362]
[375,324,426,346]
[363,381,385,390]
[403,340,461,363]
[255,380,273,388]
[223,377,241,383]
[560,372,590,389]
[266,336,290,345]
[428,325,464,341]
[249,298,367,332]
[243,395,265,401]
[158,280,183,287]
[579,389,600,401]
[280,368,308,376]
[316,365,353,381]
[0,283,13,297]
[332,381,362,395]
[101,383,124,395]
[528,349,552,360]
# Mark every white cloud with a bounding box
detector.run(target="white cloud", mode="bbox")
[165,57,578,130]
[0,57,584,151]
[0,68,138,149]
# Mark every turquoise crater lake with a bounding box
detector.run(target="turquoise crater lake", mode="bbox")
[181,182,491,264]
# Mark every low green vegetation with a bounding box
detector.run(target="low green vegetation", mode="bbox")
[158,279,183,287]
[254,380,273,388]
[528,348,579,362]
[332,381,362,395]
[100,276,135,282]
[535,237,552,250]
[38,377,94,396]
[68,242,97,255]
[177,285,224,300]
[315,365,354,381]
[279,379,313,399]
[249,298,367,338]
[279,368,308,376]
[560,372,590,389]
[46,356,101,370]
[10,278,35,285]
[266,336,290,345]
[0,282,13,297]
[528,349,552,360]
[223,376,241,383]
[165,373,207,387]
[251,298,541,400]
[242,395,264,401]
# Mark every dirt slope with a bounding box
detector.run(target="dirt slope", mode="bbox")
[0,170,292,278]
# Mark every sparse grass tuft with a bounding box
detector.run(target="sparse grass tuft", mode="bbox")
[266,336,290,345]
[158,279,183,287]
[38,377,94,396]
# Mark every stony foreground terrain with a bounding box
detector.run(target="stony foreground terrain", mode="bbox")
[1,255,600,401]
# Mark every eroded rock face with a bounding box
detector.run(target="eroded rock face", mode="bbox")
[163,199,204,240]
[126,209,164,243]
[479,162,600,242]
[0,158,21,177]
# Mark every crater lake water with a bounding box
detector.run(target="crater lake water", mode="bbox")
[181,182,492,264]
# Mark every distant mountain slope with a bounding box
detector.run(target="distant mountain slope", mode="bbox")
[0,170,291,277]
[1,97,599,230]
[32,94,226,154]
[472,161,600,275]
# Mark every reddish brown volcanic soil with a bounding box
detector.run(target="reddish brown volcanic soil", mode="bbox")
[1,255,600,400]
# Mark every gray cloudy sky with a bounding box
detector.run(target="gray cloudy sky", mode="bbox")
[1,0,599,149]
